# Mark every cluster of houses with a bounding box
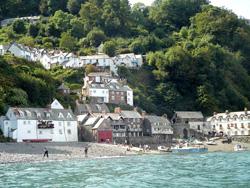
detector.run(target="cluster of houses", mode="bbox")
[82,72,133,106]
[0,43,143,74]
[0,97,249,143]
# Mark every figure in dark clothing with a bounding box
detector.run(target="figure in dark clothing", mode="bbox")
[84,147,88,157]
[43,147,49,158]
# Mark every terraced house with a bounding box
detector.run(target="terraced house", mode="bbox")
[207,109,250,136]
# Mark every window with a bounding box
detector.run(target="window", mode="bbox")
[197,125,200,130]
[23,121,26,125]
[28,121,30,124]
[219,124,222,129]
[121,96,124,100]
[235,124,237,129]
[59,122,62,126]
[39,131,42,135]
[50,130,54,134]
[93,90,96,93]
[67,129,71,134]
[241,123,244,128]
[67,122,71,126]
[241,131,245,135]
[59,129,63,134]
[27,130,31,134]
[111,96,115,100]
[235,131,238,135]
[227,124,230,129]
[58,113,64,118]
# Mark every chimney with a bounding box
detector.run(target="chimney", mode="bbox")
[162,114,168,118]
[114,107,121,114]
[133,107,138,112]
[213,112,217,116]
[244,107,248,115]
[141,111,146,117]
[225,110,229,115]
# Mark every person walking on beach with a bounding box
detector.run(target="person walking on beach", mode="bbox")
[43,147,49,158]
[84,146,88,157]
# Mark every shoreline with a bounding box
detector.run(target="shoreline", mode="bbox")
[0,141,249,164]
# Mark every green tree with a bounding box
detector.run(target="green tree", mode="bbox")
[28,23,40,37]
[103,41,117,57]
[70,18,85,38]
[67,0,82,15]
[12,20,26,34]
[86,28,106,47]
[59,32,77,51]
[79,2,102,31]
[6,88,28,106]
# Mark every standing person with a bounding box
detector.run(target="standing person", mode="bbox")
[84,146,88,157]
[43,147,49,158]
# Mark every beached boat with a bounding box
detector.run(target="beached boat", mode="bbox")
[206,141,217,145]
[157,146,171,152]
[234,144,247,151]
[171,144,208,153]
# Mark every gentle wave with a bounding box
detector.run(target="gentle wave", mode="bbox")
[0,152,250,188]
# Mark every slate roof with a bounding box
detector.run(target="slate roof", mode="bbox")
[75,103,110,115]
[8,107,76,121]
[175,111,204,119]
[120,111,142,119]
[144,115,171,127]
[89,81,132,92]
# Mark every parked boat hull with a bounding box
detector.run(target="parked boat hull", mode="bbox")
[171,147,208,153]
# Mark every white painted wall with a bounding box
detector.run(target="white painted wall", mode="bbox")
[89,88,109,103]
[127,90,133,106]
[15,120,78,142]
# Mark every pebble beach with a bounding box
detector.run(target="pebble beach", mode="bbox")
[0,142,137,164]
[0,140,250,164]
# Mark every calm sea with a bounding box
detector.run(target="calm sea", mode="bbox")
[0,152,250,188]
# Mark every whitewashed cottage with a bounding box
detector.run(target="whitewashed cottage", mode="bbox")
[0,99,78,142]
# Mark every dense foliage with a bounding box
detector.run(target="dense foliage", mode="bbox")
[1,0,250,116]
[0,55,84,114]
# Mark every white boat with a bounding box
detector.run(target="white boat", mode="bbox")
[158,146,171,152]
[234,144,247,151]
[193,140,203,145]
[206,141,217,145]
[171,144,208,153]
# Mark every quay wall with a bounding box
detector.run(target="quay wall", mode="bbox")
[232,136,250,143]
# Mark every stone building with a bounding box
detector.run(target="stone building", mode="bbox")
[171,111,206,139]
[143,115,173,144]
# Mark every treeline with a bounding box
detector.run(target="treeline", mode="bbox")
[0,55,84,114]
[0,0,250,116]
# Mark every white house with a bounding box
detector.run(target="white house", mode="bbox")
[207,109,250,136]
[82,72,134,106]
[113,53,143,68]
[79,54,113,67]
[0,99,78,142]
[0,44,9,56]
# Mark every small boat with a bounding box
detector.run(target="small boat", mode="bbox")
[171,144,208,153]
[234,144,247,151]
[192,139,203,145]
[158,146,171,152]
[206,141,217,145]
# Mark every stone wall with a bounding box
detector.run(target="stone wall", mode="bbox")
[232,136,250,143]
[113,135,173,148]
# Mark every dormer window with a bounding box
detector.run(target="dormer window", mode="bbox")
[58,112,64,118]
[37,113,41,118]
[67,113,72,118]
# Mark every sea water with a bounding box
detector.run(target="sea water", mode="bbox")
[0,152,250,188]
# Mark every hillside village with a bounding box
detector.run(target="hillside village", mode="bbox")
[0,0,250,146]
[0,70,250,145]
[0,43,143,74]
